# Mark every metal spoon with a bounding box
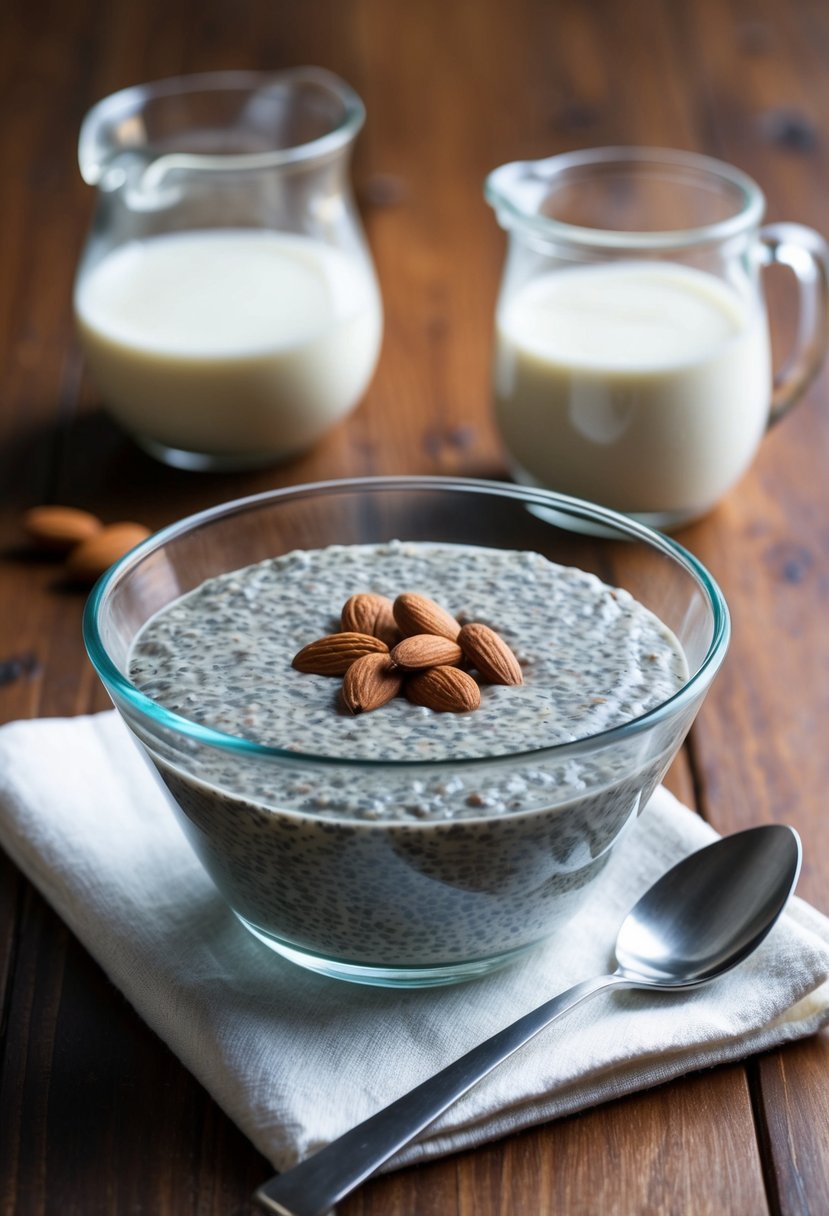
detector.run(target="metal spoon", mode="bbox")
[254,824,801,1216]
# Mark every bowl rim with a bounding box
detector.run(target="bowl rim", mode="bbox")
[83,475,730,772]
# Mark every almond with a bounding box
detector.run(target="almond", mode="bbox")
[23,505,103,553]
[393,592,461,641]
[64,522,152,585]
[341,652,403,714]
[390,633,463,671]
[458,622,523,686]
[405,665,481,713]
[292,632,388,676]
[341,592,401,647]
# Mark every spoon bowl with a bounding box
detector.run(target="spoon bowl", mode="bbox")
[255,823,801,1216]
[615,823,802,986]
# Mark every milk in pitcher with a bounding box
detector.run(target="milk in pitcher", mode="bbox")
[493,261,771,521]
[75,229,382,465]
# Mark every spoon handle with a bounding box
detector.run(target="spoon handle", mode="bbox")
[254,972,624,1216]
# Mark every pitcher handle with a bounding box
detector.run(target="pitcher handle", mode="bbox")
[759,222,829,426]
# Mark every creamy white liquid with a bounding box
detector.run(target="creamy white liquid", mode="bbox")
[75,230,382,462]
[494,261,772,522]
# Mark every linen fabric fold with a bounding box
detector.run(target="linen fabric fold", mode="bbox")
[1,710,828,1173]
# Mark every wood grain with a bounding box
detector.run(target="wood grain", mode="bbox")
[754,1035,829,1216]
[2,0,828,1212]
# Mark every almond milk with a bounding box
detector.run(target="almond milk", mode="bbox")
[493,261,772,522]
[75,229,382,463]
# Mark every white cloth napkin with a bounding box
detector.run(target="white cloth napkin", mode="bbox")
[1,710,828,1174]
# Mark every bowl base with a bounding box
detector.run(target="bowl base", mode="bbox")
[133,434,288,472]
[510,464,710,532]
[235,914,546,988]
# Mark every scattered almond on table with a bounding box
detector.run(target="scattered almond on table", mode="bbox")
[22,505,103,553]
[21,505,151,586]
[64,522,152,585]
[293,590,523,714]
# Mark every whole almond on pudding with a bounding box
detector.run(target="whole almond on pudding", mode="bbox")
[405,665,481,713]
[390,634,463,672]
[23,505,103,553]
[65,522,151,584]
[341,652,403,714]
[292,632,388,676]
[458,622,523,686]
[393,592,461,641]
[341,592,400,647]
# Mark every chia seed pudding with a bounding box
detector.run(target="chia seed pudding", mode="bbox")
[127,541,690,981]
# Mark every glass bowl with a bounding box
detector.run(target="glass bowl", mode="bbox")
[83,476,729,987]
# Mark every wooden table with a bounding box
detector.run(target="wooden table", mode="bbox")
[2,0,829,1211]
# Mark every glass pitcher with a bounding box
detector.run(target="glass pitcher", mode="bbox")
[74,69,382,471]
[485,147,829,528]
